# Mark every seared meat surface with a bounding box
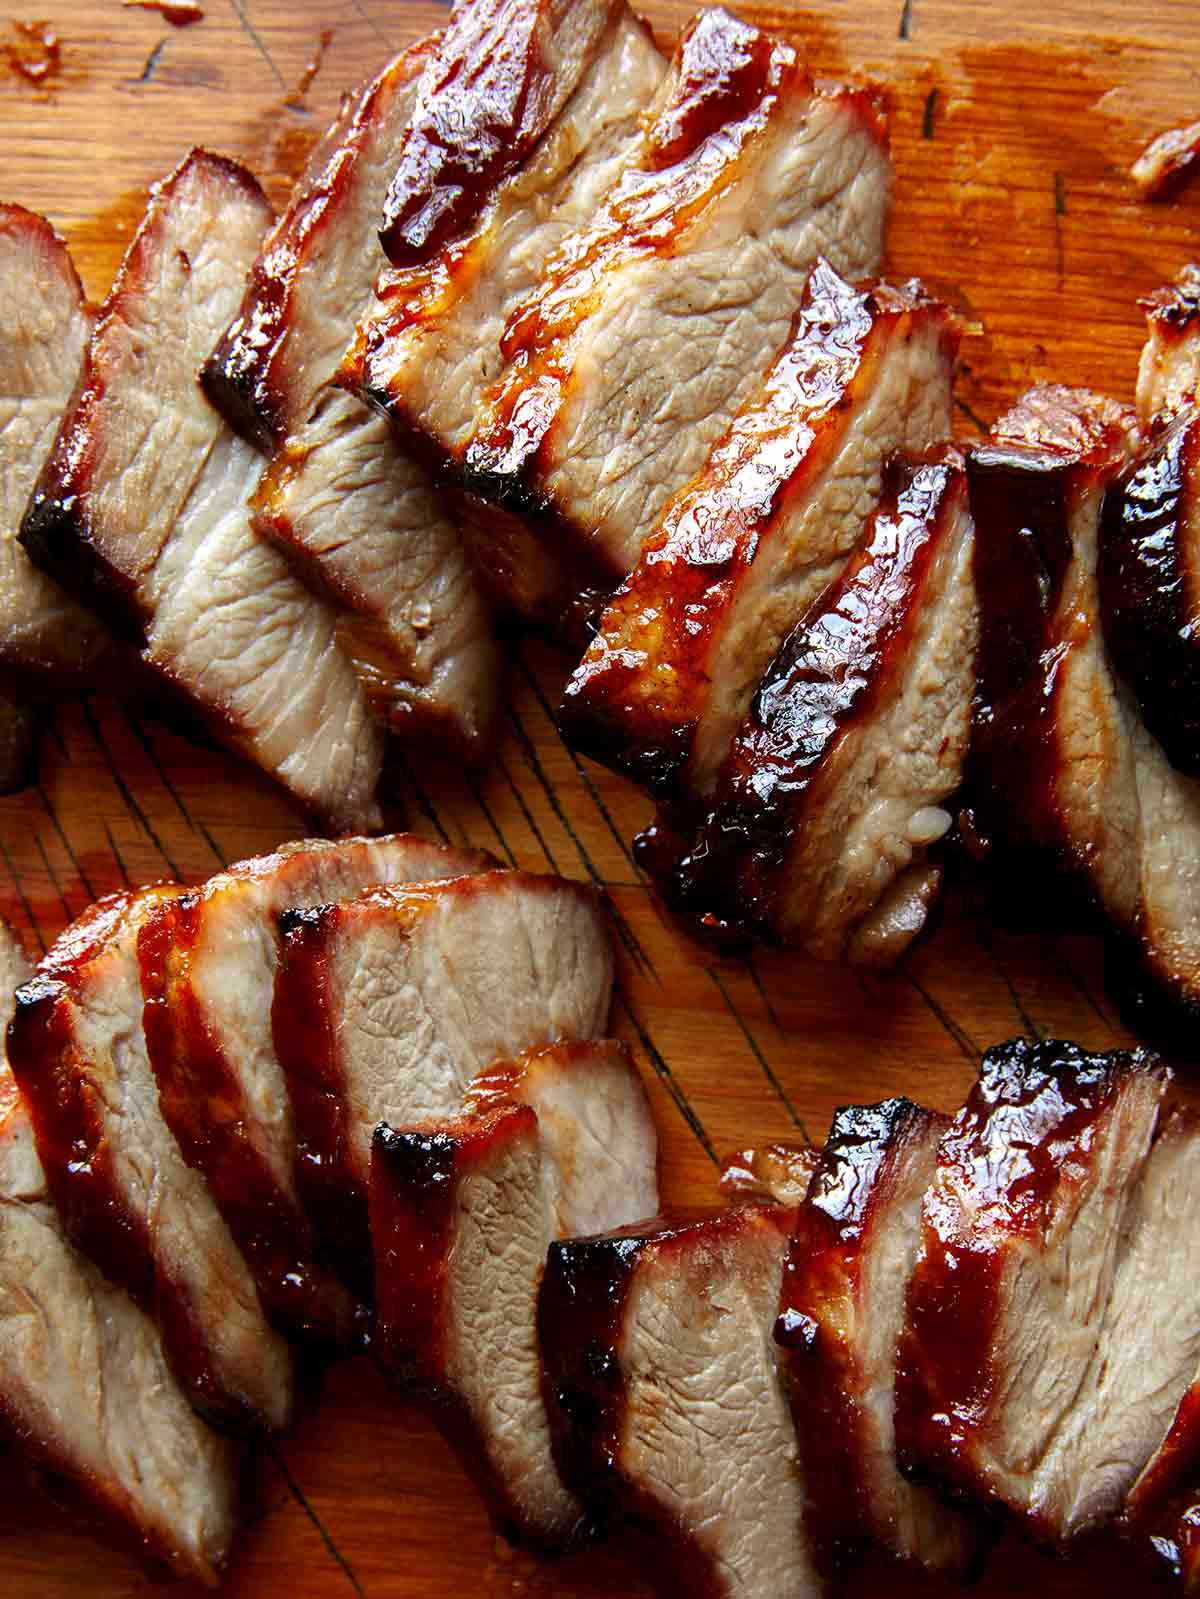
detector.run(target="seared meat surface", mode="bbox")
[1136,264,1200,428]
[20,150,384,829]
[459,8,892,620]
[371,1039,657,1549]
[273,869,613,1280]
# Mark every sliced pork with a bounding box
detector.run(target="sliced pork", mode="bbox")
[0,913,240,1584]
[139,834,490,1347]
[895,1039,1200,1545]
[1136,264,1200,428]
[560,266,958,802]
[539,1195,818,1598]
[457,9,893,622]
[719,1142,818,1206]
[966,384,1200,1022]
[18,150,384,830]
[646,449,977,966]
[8,888,293,1433]
[273,869,613,1280]
[371,1039,657,1549]
[777,1099,978,1575]
[205,46,503,761]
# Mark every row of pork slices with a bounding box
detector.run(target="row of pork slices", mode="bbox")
[0,0,895,832]
[0,832,661,1583]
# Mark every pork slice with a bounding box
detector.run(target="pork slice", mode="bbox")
[18,149,384,829]
[8,888,293,1432]
[561,266,957,801]
[0,916,240,1584]
[895,1038,1200,1544]
[719,1142,819,1206]
[651,449,976,966]
[205,46,502,759]
[540,1196,820,1598]
[371,1039,657,1549]
[967,384,1200,1021]
[273,869,613,1280]
[458,8,893,621]
[1137,264,1200,429]
[777,1099,978,1575]
[138,832,490,1346]
[0,204,115,697]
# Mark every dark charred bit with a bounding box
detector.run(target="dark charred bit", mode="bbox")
[19,488,146,647]
[556,686,697,797]
[200,322,282,455]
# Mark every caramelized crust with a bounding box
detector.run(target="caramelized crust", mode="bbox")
[560,267,958,799]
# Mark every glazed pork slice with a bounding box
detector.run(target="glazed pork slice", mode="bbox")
[560,265,958,802]
[967,385,1200,1021]
[0,917,240,1585]
[539,1194,819,1598]
[895,1038,1200,1545]
[139,834,491,1347]
[456,8,892,621]
[273,869,613,1281]
[1136,264,1200,429]
[204,45,502,760]
[8,888,293,1433]
[648,449,977,967]
[777,1100,978,1575]
[18,150,384,830]
[371,1039,658,1549]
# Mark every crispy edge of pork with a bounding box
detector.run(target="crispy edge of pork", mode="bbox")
[371,1039,658,1549]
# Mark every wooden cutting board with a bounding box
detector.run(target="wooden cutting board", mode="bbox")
[1,2,1198,1594]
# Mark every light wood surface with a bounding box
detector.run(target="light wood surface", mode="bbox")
[1,1,1198,1594]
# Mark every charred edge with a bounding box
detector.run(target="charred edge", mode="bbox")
[19,491,146,647]
[556,680,696,800]
[200,335,281,456]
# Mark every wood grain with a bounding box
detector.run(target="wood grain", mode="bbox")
[1,1,1198,1594]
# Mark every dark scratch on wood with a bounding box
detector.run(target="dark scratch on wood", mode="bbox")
[121,710,218,863]
[349,0,393,48]
[709,968,808,1139]
[955,395,990,435]
[1054,171,1067,286]
[31,830,73,928]
[507,707,660,984]
[265,1442,365,1598]
[898,0,914,39]
[0,834,46,955]
[744,954,787,1037]
[902,968,980,1065]
[138,36,168,80]
[45,716,67,760]
[496,754,559,874]
[102,819,134,890]
[394,753,453,848]
[1047,935,1113,1030]
[36,783,96,901]
[227,0,287,89]
[922,86,939,139]
[615,986,719,1166]
[81,701,184,883]
[958,876,1045,1040]
[466,776,518,868]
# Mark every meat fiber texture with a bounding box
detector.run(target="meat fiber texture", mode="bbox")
[371,1039,657,1550]
[456,7,893,623]
[205,41,504,761]
[19,149,384,831]
[138,833,492,1345]
[0,915,241,1585]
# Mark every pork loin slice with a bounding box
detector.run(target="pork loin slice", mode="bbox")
[138,834,490,1347]
[18,150,384,830]
[8,888,293,1432]
[457,9,893,622]
[895,1038,1200,1544]
[371,1039,657,1549]
[273,869,613,1280]
[0,915,240,1584]
[648,450,977,966]
[777,1099,978,1575]
[967,385,1200,1020]
[1136,264,1200,429]
[560,266,957,801]
[540,1195,819,1598]
[204,47,502,760]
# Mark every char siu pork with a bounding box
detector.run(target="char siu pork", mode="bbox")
[455,8,893,623]
[204,45,504,761]
[560,265,958,803]
[1136,264,1200,429]
[371,1039,657,1549]
[273,869,613,1282]
[138,834,490,1346]
[8,888,293,1433]
[777,1099,979,1575]
[643,449,976,966]
[0,917,241,1584]
[540,1191,819,1598]
[966,384,1200,1023]
[895,1039,1200,1545]
[19,150,385,830]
